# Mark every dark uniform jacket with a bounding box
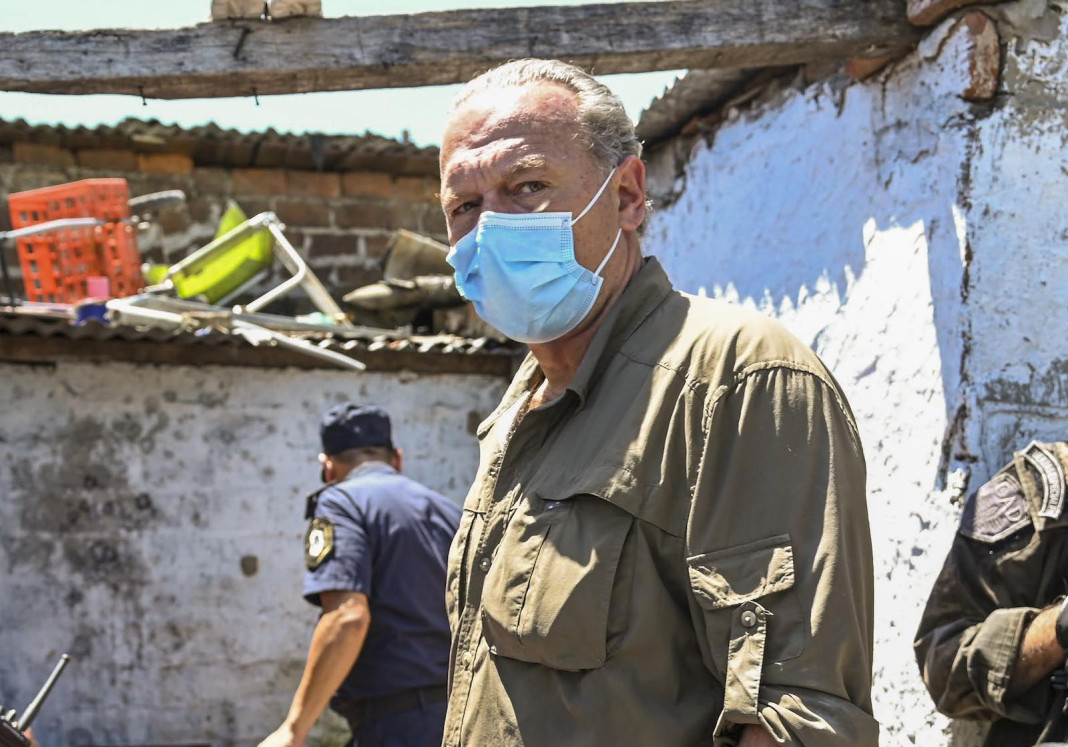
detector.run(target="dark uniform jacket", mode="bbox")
[303,461,461,704]
[915,441,1068,745]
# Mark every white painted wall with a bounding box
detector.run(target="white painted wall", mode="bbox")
[644,9,1067,745]
[0,360,507,747]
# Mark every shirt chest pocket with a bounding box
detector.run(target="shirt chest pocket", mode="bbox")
[480,491,634,672]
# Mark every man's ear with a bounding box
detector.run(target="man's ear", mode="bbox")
[616,155,647,232]
[393,448,404,474]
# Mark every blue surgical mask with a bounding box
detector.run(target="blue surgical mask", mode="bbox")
[446,168,622,344]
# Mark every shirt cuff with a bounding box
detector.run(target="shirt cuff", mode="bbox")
[971,606,1049,721]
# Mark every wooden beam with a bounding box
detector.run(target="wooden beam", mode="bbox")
[0,0,919,99]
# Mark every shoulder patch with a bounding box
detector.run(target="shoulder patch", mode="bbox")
[1021,441,1066,519]
[959,472,1031,543]
[304,517,335,570]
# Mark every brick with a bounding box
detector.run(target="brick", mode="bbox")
[232,167,286,196]
[364,235,392,261]
[234,198,272,218]
[187,198,217,223]
[388,203,425,231]
[308,233,359,258]
[950,12,1000,102]
[908,0,985,27]
[157,206,190,234]
[193,168,233,195]
[342,172,393,199]
[275,198,331,227]
[139,153,194,175]
[13,142,74,169]
[211,0,264,20]
[286,170,341,198]
[335,201,391,229]
[845,56,892,81]
[423,207,447,236]
[77,148,140,172]
[395,176,430,202]
[270,0,322,18]
[12,170,68,192]
[336,265,382,290]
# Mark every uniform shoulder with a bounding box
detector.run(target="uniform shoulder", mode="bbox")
[631,290,832,391]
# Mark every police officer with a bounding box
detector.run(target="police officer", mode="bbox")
[916,440,1068,744]
[259,403,460,747]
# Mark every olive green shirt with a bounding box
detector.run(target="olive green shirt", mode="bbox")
[444,258,877,746]
[915,441,1068,745]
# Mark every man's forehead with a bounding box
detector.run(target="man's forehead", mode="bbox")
[442,82,582,169]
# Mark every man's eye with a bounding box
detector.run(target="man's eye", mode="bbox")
[452,201,478,216]
[516,182,547,195]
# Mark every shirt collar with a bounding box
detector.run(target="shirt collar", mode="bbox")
[481,257,674,434]
[567,256,674,406]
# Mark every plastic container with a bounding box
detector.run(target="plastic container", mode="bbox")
[8,178,144,303]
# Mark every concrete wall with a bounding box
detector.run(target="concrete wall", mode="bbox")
[643,6,1067,745]
[0,360,506,746]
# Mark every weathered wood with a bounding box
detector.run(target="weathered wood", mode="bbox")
[0,0,919,99]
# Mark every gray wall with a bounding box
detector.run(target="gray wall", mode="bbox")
[0,359,506,746]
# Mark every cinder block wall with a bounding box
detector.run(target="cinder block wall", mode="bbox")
[0,131,446,312]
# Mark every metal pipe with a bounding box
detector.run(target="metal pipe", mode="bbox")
[16,654,70,731]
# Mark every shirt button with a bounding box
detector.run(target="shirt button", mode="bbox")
[478,557,492,572]
[740,610,758,628]
[461,650,472,668]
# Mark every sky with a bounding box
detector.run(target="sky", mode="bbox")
[0,1,685,147]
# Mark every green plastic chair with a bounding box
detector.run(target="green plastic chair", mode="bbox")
[144,202,274,304]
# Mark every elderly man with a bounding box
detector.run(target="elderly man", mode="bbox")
[438,60,876,746]
[916,441,1068,744]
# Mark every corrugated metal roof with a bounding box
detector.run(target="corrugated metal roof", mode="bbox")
[0,308,520,375]
[0,116,439,173]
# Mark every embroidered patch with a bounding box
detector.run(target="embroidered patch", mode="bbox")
[304,517,335,570]
[1022,442,1066,519]
[959,473,1031,543]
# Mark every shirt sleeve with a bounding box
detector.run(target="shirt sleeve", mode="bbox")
[302,486,374,607]
[913,530,1049,723]
[685,365,878,745]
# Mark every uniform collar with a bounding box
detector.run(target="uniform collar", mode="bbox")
[346,461,398,480]
[565,256,674,406]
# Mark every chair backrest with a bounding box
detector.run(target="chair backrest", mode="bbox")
[170,202,274,304]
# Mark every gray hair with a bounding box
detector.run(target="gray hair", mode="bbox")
[450,59,642,173]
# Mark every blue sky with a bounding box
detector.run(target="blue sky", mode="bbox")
[0,1,684,147]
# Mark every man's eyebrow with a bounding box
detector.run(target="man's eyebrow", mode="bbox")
[506,155,549,176]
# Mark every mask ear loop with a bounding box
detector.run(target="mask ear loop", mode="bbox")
[595,229,623,276]
[571,167,618,225]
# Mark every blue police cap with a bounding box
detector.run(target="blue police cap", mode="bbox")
[320,403,394,455]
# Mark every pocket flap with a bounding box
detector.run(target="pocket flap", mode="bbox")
[687,534,795,610]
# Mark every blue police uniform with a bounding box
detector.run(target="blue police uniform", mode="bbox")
[303,460,460,746]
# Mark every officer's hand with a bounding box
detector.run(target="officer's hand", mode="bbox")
[25,728,40,747]
[257,724,305,747]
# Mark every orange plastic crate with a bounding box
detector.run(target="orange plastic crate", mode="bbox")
[9,178,144,303]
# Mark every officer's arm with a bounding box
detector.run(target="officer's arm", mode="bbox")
[914,529,1052,721]
[1008,603,1066,697]
[260,591,371,747]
